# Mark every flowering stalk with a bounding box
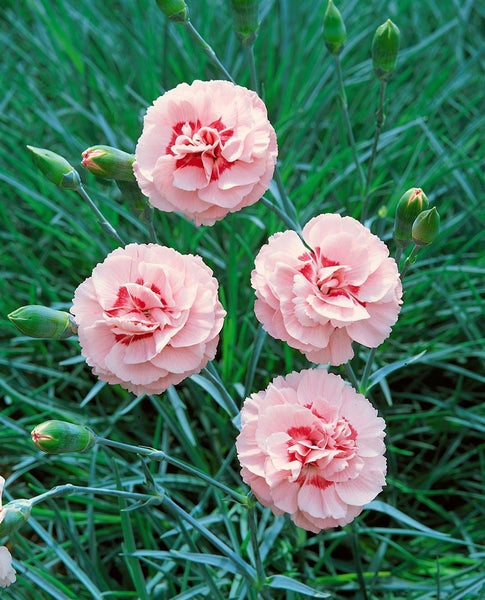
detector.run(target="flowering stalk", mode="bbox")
[247,502,269,595]
[183,20,234,83]
[75,183,125,246]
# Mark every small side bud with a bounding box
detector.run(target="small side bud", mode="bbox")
[323,0,347,55]
[412,207,440,247]
[156,0,188,22]
[371,19,400,81]
[31,420,97,454]
[27,146,81,190]
[230,0,261,46]
[8,305,77,340]
[0,500,32,537]
[393,188,429,248]
[81,145,135,182]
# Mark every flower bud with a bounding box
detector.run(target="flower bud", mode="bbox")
[31,421,97,454]
[393,188,429,248]
[8,305,77,339]
[0,500,32,537]
[27,146,81,190]
[323,0,347,55]
[412,207,440,247]
[371,19,400,81]
[156,0,188,22]
[230,0,260,46]
[81,145,135,182]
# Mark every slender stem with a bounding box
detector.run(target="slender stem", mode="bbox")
[30,484,157,507]
[273,168,301,234]
[395,244,403,266]
[96,436,246,504]
[400,245,420,279]
[245,44,259,93]
[361,80,387,222]
[183,20,235,82]
[142,205,159,243]
[333,55,366,193]
[350,522,369,600]
[359,347,377,394]
[343,361,360,392]
[76,183,125,245]
[247,504,267,591]
[260,196,300,233]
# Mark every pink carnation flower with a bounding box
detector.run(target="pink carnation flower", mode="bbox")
[71,244,226,395]
[133,79,278,226]
[236,369,387,533]
[252,213,403,365]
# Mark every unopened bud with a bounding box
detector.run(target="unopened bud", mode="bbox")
[81,145,135,182]
[323,0,347,55]
[230,0,260,46]
[8,305,77,339]
[27,146,81,190]
[156,0,188,22]
[31,420,97,454]
[0,500,32,536]
[371,19,400,81]
[393,188,429,247]
[412,207,440,247]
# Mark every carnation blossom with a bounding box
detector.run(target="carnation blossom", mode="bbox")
[71,243,226,395]
[236,369,387,533]
[0,478,16,589]
[133,79,278,226]
[251,213,403,365]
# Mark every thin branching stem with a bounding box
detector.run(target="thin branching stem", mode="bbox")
[361,80,387,222]
[334,55,366,194]
[184,20,235,82]
[245,44,259,93]
[247,504,267,591]
[76,184,125,246]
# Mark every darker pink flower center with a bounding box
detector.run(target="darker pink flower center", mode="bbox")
[286,416,357,486]
[298,247,360,299]
[167,119,234,182]
[104,279,174,345]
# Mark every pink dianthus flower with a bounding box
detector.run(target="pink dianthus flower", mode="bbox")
[251,213,403,365]
[134,79,278,226]
[71,243,226,395]
[236,369,387,533]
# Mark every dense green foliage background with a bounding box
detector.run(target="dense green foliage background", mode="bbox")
[0,0,484,598]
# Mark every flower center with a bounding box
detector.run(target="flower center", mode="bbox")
[167,119,234,182]
[104,279,170,345]
[286,416,357,483]
[298,247,359,299]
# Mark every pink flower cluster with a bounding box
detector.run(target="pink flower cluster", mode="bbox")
[71,243,225,395]
[236,369,387,533]
[134,79,278,226]
[252,213,403,365]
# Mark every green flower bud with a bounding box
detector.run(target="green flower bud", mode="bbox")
[0,499,32,537]
[27,145,81,190]
[412,207,440,247]
[8,305,77,339]
[371,19,400,81]
[156,0,188,22]
[230,0,260,46]
[31,420,97,454]
[81,145,135,182]
[323,0,347,55]
[393,188,430,248]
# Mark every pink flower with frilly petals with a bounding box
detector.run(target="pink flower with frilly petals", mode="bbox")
[71,244,226,395]
[252,213,403,365]
[236,369,387,532]
[133,80,278,226]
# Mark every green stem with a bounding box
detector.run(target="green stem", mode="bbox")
[350,522,369,600]
[201,364,241,418]
[96,436,246,504]
[184,20,235,82]
[400,245,420,279]
[260,196,301,233]
[359,347,377,394]
[273,168,301,234]
[247,504,267,593]
[343,361,360,392]
[245,44,259,93]
[361,80,387,222]
[334,55,366,194]
[30,484,157,507]
[76,183,125,245]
